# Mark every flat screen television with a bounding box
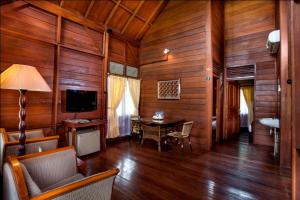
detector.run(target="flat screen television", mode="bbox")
[66,90,97,112]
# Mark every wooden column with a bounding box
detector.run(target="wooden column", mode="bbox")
[51,15,62,134]
[279,0,292,168]
[101,30,110,149]
[206,0,213,150]
[291,0,300,199]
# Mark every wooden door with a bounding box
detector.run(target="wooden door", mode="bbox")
[223,81,240,139]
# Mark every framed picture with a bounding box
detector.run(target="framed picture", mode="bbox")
[157,79,180,100]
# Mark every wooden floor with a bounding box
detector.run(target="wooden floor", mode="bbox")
[81,133,291,200]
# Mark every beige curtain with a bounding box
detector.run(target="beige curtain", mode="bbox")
[108,75,126,138]
[128,78,141,116]
[242,86,254,130]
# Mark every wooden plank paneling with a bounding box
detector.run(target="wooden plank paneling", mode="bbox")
[224,0,277,146]
[0,4,106,135]
[126,43,139,67]
[109,37,126,64]
[211,0,224,66]
[255,61,278,147]
[62,0,90,16]
[1,4,56,44]
[87,0,114,24]
[0,5,56,130]
[0,33,55,130]
[140,1,211,150]
[61,18,103,55]
[57,47,102,124]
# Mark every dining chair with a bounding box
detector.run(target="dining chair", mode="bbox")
[166,121,193,152]
[141,124,162,152]
[130,116,142,144]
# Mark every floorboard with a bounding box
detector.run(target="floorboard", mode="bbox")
[80,135,291,200]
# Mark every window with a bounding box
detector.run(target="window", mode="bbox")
[240,89,248,115]
[110,62,125,75]
[116,81,135,136]
[109,61,139,78]
[126,66,138,78]
[240,89,250,131]
[107,75,141,138]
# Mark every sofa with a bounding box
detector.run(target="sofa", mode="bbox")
[3,146,119,200]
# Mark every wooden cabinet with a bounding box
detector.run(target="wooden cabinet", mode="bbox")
[63,119,106,150]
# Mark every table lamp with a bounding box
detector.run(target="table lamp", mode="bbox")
[0,64,51,155]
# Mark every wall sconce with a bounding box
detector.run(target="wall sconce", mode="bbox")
[163,48,170,55]
[140,48,170,66]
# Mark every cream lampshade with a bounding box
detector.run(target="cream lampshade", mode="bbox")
[0,64,51,92]
[0,64,51,155]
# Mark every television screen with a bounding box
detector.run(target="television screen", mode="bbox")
[66,90,97,112]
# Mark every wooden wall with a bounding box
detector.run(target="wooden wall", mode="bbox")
[211,0,224,67]
[57,18,104,129]
[0,2,138,136]
[211,1,224,142]
[109,36,139,67]
[139,0,213,150]
[224,0,277,146]
[0,4,56,130]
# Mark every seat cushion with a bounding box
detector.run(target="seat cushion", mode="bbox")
[20,163,42,197]
[167,131,188,138]
[8,131,44,142]
[42,173,85,192]
[8,134,19,141]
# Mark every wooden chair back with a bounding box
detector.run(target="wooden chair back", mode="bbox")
[181,121,194,136]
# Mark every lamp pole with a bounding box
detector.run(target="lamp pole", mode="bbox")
[18,89,27,156]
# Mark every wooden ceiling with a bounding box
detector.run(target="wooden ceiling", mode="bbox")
[45,0,168,42]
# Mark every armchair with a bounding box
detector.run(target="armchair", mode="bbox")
[3,146,119,200]
[0,128,59,173]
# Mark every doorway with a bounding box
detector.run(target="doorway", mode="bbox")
[212,73,224,145]
[239,80,254,143]
[223,79,254,143]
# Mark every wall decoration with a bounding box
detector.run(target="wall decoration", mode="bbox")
[157,79,180,100]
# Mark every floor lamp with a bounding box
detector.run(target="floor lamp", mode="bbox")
[0,64,51,155]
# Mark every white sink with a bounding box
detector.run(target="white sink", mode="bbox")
[259,118,280,129]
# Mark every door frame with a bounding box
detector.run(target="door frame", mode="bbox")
[223,65,256,141]
[213,74,224,143]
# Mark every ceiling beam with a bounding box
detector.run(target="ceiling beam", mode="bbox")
[0,1,28,13]
[135,0,164,39]
[24,0,105,32]
[0,0,14,6]
[105,0,121,26]
[23,0,140,46]
[84,0,94,18]
[121,1,144,34]
[112,0,146,23]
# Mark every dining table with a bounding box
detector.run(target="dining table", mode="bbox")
[140,118,185,128]
[138,118,185,151]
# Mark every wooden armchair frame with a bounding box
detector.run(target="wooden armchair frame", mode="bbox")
[1,128,59,168]
[8,146,120,200]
